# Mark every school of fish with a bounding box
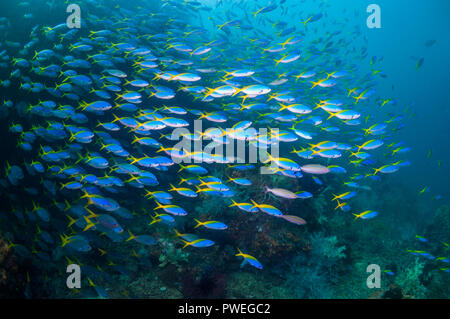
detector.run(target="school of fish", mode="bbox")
[1,0,440,298]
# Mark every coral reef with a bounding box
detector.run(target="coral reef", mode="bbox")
[0,233,27,298]
[310,191,329,226]
[275,232,347,299]
[181,266,226,298]
[226,271,292,299]
[228,214,304,264]
[153,238,190,271]
[426,205,450,244]
[127,273,183,299]
[393,258,427,298]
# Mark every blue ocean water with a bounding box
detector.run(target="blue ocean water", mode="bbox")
[0,0,448,299]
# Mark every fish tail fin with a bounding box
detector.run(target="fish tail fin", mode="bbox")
[231,86,243,97]
[203,87,215,98]
[154,201,164,210]
[87,278,96,287]
[279,103,291,111]
[149,215,160,225]
[60,234,69,247]
[127,155,137,164]
[68,131,77,142]
[326,111,337,121]
[131,135,140,144]
[193,219,202,228]
[111,113,121,123]
[181,240,191,249]
[229,199,237,207]
[174,229,182,237]
[126,230,135,241]
[82,216,95,231]
[75,152,85,164]
[310,81,318,89]
[262,152,273,164]
[302,16,311,27]
[334,200,341,210]
[66,214,77,227]
[178,177,187,185]
[195,185,203,193]
[85,207,98,219]
[156,144,166,153]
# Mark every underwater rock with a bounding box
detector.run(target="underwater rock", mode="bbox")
[276,232,347,298]
[181,266,226,298]
[128,274,183,299]
[426,205,450,244]
[0,234,27,298]
[226,271,292,299]
[380,284,404,299]
[228,216,303,263]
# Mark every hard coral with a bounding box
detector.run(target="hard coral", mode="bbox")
[279,232,347,298]
[394,258,427,298]
[228,216,301,263]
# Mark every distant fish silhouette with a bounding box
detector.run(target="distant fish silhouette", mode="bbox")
[425,39,436,47]
[416,57,424,70]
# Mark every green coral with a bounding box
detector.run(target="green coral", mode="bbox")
[281,232,347,298]
[310,232,346,262]
[158,239,189,270]
[395,258,427,298]
[311,192,329,225]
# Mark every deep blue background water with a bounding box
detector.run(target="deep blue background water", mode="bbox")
[363,0,450,202]
[320,0,450,206]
